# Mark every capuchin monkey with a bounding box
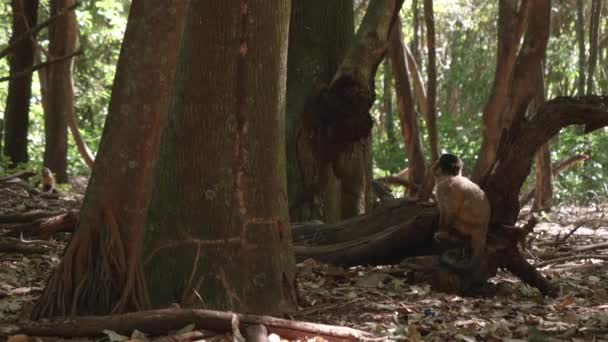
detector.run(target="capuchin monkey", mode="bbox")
[432,154,491,272]
[41,167,56,193]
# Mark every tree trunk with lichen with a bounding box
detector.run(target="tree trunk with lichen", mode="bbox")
[32,0,187,319]
[286,0,354,223]
[143,1,296,315]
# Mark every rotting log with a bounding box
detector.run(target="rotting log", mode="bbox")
[15,308,374,342]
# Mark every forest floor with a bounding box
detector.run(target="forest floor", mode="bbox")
[0,180,607,341]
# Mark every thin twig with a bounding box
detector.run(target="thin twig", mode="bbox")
[535,254,608,267]
[0,49,82,82]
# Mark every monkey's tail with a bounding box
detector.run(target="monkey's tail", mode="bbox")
[439,234,485,273]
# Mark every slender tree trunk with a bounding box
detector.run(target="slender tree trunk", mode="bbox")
[422,0,439,162]
[411,0,421,65]
[404,46,429,126]
[144,1,296,315]
[3,0,38,166]
[43,0,77,183]
[383,58,395,145]
[576,0,586,96]
[388,19,426,196]
[587,0,602,94]
[286,0,353,223]
[32,0,187,319]
[472,0,530,182]
[531,62,552,211]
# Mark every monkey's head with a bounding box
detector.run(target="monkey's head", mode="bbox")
[432,153,462,178]
[42,167,52,177]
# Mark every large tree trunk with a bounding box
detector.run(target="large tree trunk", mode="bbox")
[286,0,354,223]
[388,18,426,196]
[143,1,296,315]
[3,0,38,166]
[472,0,530,182]
[32,0,187,319]
[289,0,404,219]
[43,0,77,183]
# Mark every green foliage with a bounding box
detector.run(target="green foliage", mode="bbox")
[0,0,128,176]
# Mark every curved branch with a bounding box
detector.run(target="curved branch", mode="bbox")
[483,96,608,225]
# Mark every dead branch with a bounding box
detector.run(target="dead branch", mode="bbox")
[16,308,374,341]
[0,50,83,83]
[152,330,215,342]
[0,170,37,182]
[0,2,80,60]
[535,254,608,268]
[377,175,414,188]
[573,241,608,252]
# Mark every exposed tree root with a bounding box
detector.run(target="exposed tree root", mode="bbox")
[18,308,374,341]
[31,207,148,319]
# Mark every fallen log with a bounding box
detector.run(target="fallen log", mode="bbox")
[294,200,436,266]
[3,211,77,239]
[0,241,53,254]
[0,210,67,224]
[15,308,374,341]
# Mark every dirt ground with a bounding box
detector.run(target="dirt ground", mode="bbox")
[0,180,607,341]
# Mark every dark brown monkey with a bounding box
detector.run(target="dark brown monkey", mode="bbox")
[432,153,491,272]
[41,167,56,193]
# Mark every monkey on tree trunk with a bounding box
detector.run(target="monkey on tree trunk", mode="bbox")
[432,153,490,273]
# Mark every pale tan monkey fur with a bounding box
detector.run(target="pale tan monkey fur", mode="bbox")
[432,154,491,271]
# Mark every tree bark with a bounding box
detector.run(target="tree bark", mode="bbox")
[32,0,187,319]
[383,58,395,144]
[286,0,354,223]
[531,62,552,211]
[43,0,78,183]
[422,0,439,163]
[576,0,586,96]
[143,1,296,315]
[68,106,94,170]
[472,0,531,182]
[411,0,421,65]
[290,0,403,219]
[586,0,602,94]
[388,19,426,196]
[404,45,429,127]
[3,0,38,166]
